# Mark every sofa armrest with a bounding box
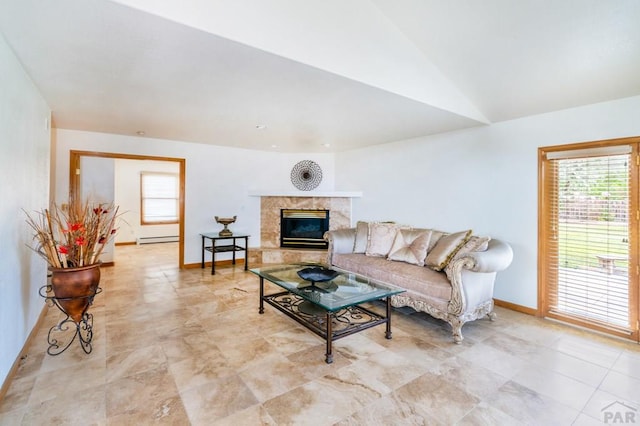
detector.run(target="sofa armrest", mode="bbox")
[324,228,356,265]
[458,239,514,273]
[445,238,513,316]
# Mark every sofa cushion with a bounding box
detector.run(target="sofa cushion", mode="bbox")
[387,229,432,266]
[353,221,369,253]
[425,229,472,271]
[332,253,452,301]
[365,222,399,257]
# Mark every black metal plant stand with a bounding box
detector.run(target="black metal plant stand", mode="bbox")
[39,284,102,355]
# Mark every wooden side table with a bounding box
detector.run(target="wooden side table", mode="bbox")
[200,233,250,275]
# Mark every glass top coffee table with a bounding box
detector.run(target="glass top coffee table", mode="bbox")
[250,263,405,364]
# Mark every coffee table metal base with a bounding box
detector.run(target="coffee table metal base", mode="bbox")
[260,287,392,364]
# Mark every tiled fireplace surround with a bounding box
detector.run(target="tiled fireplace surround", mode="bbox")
[249,195,352,265]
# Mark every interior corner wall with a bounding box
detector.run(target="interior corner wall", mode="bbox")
[335,95,640,310]
[0,35,51,387]
[53,129,336,265]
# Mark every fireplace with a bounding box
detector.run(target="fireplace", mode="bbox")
[280,209,329,249]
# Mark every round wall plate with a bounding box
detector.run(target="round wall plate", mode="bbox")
[290,160,322,191]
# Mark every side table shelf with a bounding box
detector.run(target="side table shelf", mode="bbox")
[39,285,102,355]
[200,233,250,275]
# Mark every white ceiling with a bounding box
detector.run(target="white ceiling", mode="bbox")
[1,0,639,152]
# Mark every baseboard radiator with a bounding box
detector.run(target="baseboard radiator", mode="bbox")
[136,235,179,245]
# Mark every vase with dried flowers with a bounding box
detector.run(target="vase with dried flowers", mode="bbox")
[25,200,119,355]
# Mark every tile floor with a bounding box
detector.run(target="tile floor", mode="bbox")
[1,243,639,425]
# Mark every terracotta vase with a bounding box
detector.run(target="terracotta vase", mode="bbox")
[50,263,101,323]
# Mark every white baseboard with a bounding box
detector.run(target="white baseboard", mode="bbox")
[136,236,179,244]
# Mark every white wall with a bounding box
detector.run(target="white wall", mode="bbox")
[80,156,115,262]
[54,129,336,265]
[0,35,51,386]
[114,159,180,243]
[336,95,640,309]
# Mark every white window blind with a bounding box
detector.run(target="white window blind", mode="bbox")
[140,172,179,224]
[543,153,631,331]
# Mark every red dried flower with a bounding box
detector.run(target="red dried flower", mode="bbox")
[69,223,84,232]
[75,236,86,246]
[58,245,69,254]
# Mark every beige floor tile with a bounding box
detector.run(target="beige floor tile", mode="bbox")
[286,344,353,380]
[458,341,530,379]
[168,350,237,392]
[211,404,277,426]
[486,380,580,425]
[511,363,596,411]
[0,375,35,414]
[336,394,432,425]
[599,370,640,404]
[530,345,609,388]
[431,356,510,400]
[29,357,106,405]
[239,353,309,402]
[457,401,523,426]
[263,374,381,425]
[179,374,259,423]
[393,372,481,425]
[549,334,623,368]
[266,327,326,356]
[105,344,167,383]
[105,365,183,414]
[22,384,106,426]
[0,407,25,426]
[346,349,429,392]
[612,349,640,381]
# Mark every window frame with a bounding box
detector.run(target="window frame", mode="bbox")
[538,137,640,342]
[140,171,180,226]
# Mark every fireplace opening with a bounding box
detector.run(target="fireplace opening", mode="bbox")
[280,209,329,249]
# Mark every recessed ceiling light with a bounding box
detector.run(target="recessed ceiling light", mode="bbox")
[321,143,331,148]
[256,125,267,130]
[136,130,145,136]
[271,144,278,149]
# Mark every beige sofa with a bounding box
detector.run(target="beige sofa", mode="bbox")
[324,222,513,343]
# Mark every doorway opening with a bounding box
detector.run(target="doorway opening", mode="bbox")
[69,151,186,268]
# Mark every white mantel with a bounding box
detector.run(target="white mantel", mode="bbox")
[249,190,362,198]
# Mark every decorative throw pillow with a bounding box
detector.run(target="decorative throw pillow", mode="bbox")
[427,230,445,253]
[365,222,399,257]
[353,221,369,253]
[447,235,489,259]
[387,229,432,266]
[425,229,473,271]
[446,235,491,271]
[462,235,491,253]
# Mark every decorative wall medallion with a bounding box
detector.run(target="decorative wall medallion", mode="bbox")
[290,160,322,191]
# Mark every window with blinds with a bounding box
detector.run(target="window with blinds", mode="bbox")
[140,172,179,225]
[540,142,638,338]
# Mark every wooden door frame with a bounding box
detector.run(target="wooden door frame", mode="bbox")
[69,150,186,268]
[538,136,640,342]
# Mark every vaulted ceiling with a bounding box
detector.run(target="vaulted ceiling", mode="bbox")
[1,0,639,152]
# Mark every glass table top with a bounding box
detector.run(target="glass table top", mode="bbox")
[250,263,405,312]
